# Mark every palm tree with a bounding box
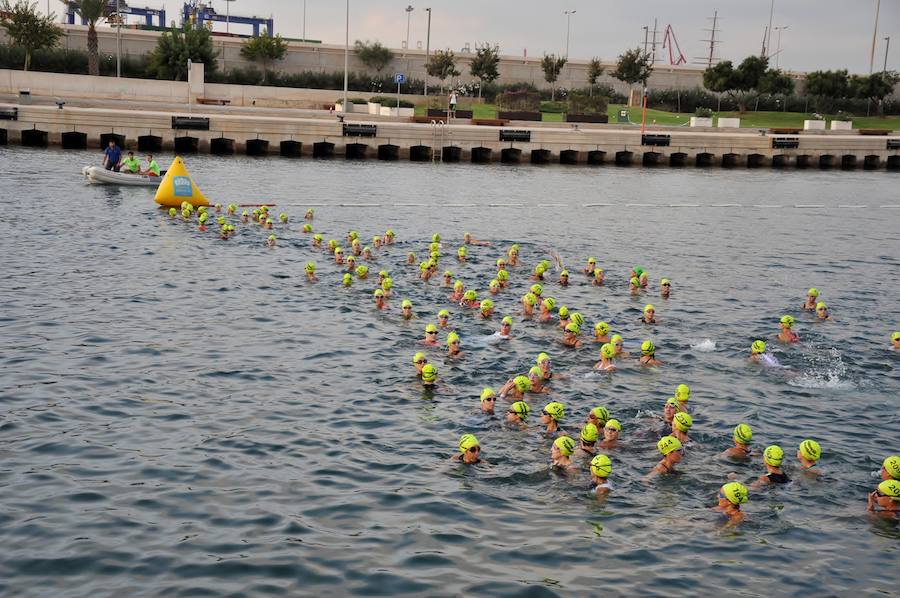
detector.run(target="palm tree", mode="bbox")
[74,0,106,76]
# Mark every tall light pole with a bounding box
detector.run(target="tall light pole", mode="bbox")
[223,0,235,33]
[765,0,775,57]
[564,10,575,57]
[302,0,307,40]
[424,7,431,96]
[869,0,880,73]
[884,36,891,74]
[774,25,788,69]
[115,0,121,77]
[404,5,413,55]
[342,0,349,112]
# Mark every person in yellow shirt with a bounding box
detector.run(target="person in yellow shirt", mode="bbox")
[142,154,161,176]
[120,151,141,174]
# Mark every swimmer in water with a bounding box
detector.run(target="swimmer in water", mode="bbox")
[558,269,570,286]
[305,208,314,220]
[242,211,251,223]
[497,269,509,289]
[749,340,767,363]
[815,302,832,321]
[266,235,278,248]
[551,436,577,471]
[562,323,582,348]
[582,257,597,275]
[479,299,495,319]
[892,331,900,349]
[867,480,900,516]
[341,273,352,287]
[452,434,484,464]
[590,454,614,496]
[531,263,547,282]
[447,332,462,357]
[592,268,605,286]
[413,352,427,377]
[312,234,323,248]
[305,262,318,282]
[530,284,544,300]
[421,323,440,346]
[383,229,395,245]
[527,366,548,393]
[539,297,556,322]
[639,272,649,288]
[496,258,507,272]
[641,304,657,325]
[569,312,585,331]
[536,353,553,380]
[460,290,480,309]
[437,309,451,329]
[630,265,643,280]
[421,364,438,388]
[557,306,570,330]
[594,322,610,344]
[507,244,520,267]
[660,278,671,298]
[506,401,530,428]
[442,271,453,287]
[463,231,490,246]
[777,315,799,343]
[639,340,662,366]
[489,279,500,295]
[374,290,387,310]
[264,218,274,230]
[576,423,598,456]
[372,235,381,249]
[671,412,693,444]
[882,456,900,481]
[541,401,566,436]
[595,343,616,372]
[362,246,373,260]
[646,435,684,479]
[661,397,680,431]
[599,419,621,449]
[334,247,344,265]
[629,276,641,295]
[721,424,753,460]
[198,213,208,231]
[796,439,822,475]
[752,445,790,488]
[522,293,537,317]
[611,334,629,359]
[715,482,748,526]
[480,387,497,414]
[457,246,467,262]
[499,375,532,401]
[345,255,356,272]
[378,270,389,285]
[407,252,416,265]
[277,212,287,224]
[497,316,513,339]
[587,406,610,429]
[381,277,393,297]
[356,265,369,280]
[801,287,819,311]
[449,280,464,302]
[401,299,414,320]
[674,384,690,412]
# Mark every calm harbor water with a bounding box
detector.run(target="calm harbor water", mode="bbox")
[1,147,899,596]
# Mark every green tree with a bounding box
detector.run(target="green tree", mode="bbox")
[469,44,499,98]
[612,47,653,87]
[147,24,218,81]
[701,55,777,112]
[587,57,605,97]
[0,0,62,71]
[354,40,394,73]
[540,53,567,100]
[803,69,849,113]
[758,69,794,96]
[849,71,899,116]
[702,60,736,93]
[240,31,287,83]
[72,0,105,76]
[425,49,458,94]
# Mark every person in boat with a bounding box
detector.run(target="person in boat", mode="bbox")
[120,151,141,174]
[102,139,122,171]
[141,153,160,176]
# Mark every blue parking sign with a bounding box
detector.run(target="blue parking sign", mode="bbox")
[394,73,406,84]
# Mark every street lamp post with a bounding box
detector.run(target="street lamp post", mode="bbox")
[224,0,235,33]
[564,10,575,89]
[774,25,788,69]
[115,0,121,77]
[765,0,775,56]
[869,0,881,73]
[303,0,307,40]
[404,5,413,55]
[424,7,431,96]
[884,36,891,74]
[343,0,349,113]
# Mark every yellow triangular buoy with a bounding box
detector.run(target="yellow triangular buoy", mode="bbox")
[154,156,210,208]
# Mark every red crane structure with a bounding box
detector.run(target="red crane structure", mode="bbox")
[662,24,687,65]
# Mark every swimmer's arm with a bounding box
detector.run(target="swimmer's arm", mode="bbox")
[867,491,877,511]
[750,475,769,490]
[723,512,744,527]
[450,454,461,461]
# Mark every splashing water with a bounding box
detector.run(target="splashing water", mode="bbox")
[690,339,717,352]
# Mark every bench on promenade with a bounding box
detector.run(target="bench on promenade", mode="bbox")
[768,128,801,134]
[196,98,231,106]
[472,118,510,126]
[858,129,891,136]
[410,116,445,124]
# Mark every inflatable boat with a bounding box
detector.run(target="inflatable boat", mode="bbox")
[82,166,164,187]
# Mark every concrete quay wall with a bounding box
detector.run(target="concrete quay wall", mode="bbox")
[2,103,898,171]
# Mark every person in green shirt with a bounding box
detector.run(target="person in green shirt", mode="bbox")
[142,154,160,177]
[120,151,141,174]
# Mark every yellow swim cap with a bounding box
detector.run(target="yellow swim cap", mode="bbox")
[780,315,795,327]
[721,482,749,505]
[438,309,450,318]
[497,269,509,281]
[168,207,176,216]
[374,289,384,298]
[454,280,464,290]
[513,375,533,393]
[590,406,610,423]
[530,284,543,296]
[878,479,900,500]
[497,258,506,267]
[604,419,621,431]
[542,297,556,311]
[587,257,597,265]
[481,299,495,311]
[665,397,680,408]
[356,265,369,277]
[657,435,682,455]
[401,299,412,308]
[509,401,530,420]
[313,234,323,241]
[630,276,640,286]
[501,316,514,326]
[764,445,784,466]
[581,423,599,443]
[883,456,900,479]
[558,306,569,318]
[600,343,615,359]
[432,233,441,242]
[305,262,316,273]
[334,246,343,255]
[816,301,827,311]
[458,433,479,453]
[565,323,580,334]
[611,334,623,344]
[489,279,499,288]
[892,331,900,342]
[676,384,690,401]
[528,365,543,380]
[595,321,610,334]
[342,273,352,285]
[447,332,460,346]
[422,364,437,382]
[413,352,426,364]
[560,269,569,277]
[807,288,819,297]
[463,290,477,301]
[644,304,655,313]
[799,439,821,462]
[570,312,585,327]
[640,340,656,356]
[523,293,537,306]
[673,412,693,432]
[457,246,466,256]
[590,454,612,478]
[733,423,753,445]
[543,401,565,421]
[480,387,496,402]
[660,278,670,286]
[382,278,393,290]
[751,340,766,354]
[554,435,576,456]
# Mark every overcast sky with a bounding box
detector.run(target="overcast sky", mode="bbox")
[111,0,897,73]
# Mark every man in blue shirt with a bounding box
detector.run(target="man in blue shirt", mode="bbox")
[103,139,122,171]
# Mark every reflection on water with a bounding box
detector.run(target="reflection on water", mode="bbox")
[0,147,898,596]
